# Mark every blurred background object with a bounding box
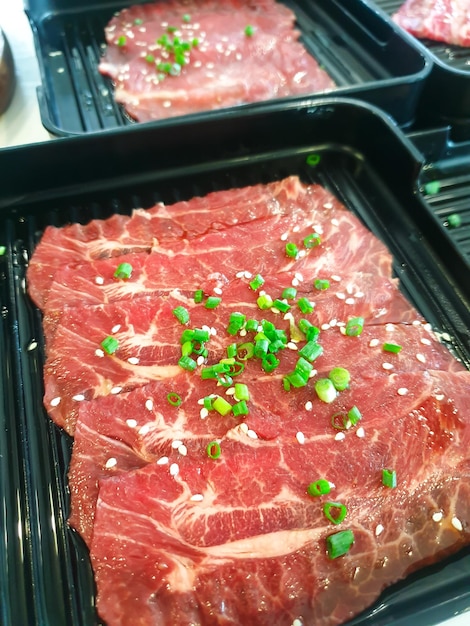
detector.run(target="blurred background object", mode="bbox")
[0,27,15,114]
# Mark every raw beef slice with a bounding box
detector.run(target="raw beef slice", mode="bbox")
[393,0,470,47]
[98,0,335,122]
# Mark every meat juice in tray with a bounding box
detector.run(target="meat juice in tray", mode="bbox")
[27,156,470,625]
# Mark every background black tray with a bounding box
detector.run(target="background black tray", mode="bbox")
[0,98,469,625]
[373,0,470,138]
[24,0,430,136]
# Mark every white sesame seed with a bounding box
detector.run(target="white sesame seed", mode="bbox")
[287,342,298,350]
[385,323,395,332]
[139,424,150,436]
[321,323,330,331]
[345,298,355,305]
[292,619,302,626]
[432,511,443,522]
[424,323,432,332]
[382,362,394,370]
[50,397,61,407]
[95,349,105,358]
[190,493,204,502]
[202,324,211,332]
[225,387,236,396]
[293,225,300,233]
[111,386,122,395]
[314,225,323,235]
[178,444,188,456]
[329,319,337,327]
[305,401,313,411]
[72,394,85,402]
[95,276,104,285]
[356,427,365,438]
[111,324,121,334]
[334,432,346,441]
[298,249,306,259]
[126,419,137,428]
[105,457,117,469]
[397,388,409,396]
[331,275,341,282]
[239,328,247,337]
[435,393,445,401]
[145,399,154,411]
[296,432,305,445]
[200,407,209,419]
[156,456,169,465]
[416,353,426,364]
[236,271,245,278]
[292,278,300,287]
[210,327,217,336]
[169,463,179,476]
[172,440,183,449]
[336,292,346,300]
[247,429,258,439]
[369,339,380,348]
[309,369,317,378]
[412,319,421,326]
[27,341,38,351]
[197,355,205,366]
[213,287,223,295]
[420,337,432,346]
[354,291,364,298]
[244,271,252,279]
[339,327,346,335]
[239,422,249,434]
[128,356,140,365]
[452,516,463,531]
[280,232,288,241]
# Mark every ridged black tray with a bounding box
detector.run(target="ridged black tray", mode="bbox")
[373,0,470,138]
[24,0,430,135]
[0,98,469,625]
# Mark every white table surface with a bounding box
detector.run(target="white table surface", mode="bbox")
[1,1,470,625]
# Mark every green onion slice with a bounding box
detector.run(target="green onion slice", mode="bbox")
[285,242,298,259]
[326,529,354,559]
[117,35,127,46]
[244,24,255,36]
[178,355,197,372]
[234,383,250,401]
[331,412,349,430]
[297,297,314,314]
[306,153,321,167]
[262,353,280,372]
[194,289,204,303]
[328,367,350,391]
[167,392,182,407]
[232,400,249,417]
[424,180,440,195]
[227,312,246,335]
[315,378,337,403]
[257,294,273,310]
[237,342,255,360]
[273,299,291,313]
[114,262,133,280]
[383,342,402,354]
[345,316,364,337]
[101,336,119,355]
[172,305,190,325]
[347,405,362,426]
[282,287,297,300]
[304,232,321,248]
[307,479,331,497]
[212,396,232,416]
[205,296,221,309]
[323,502,348,525]
[249,274,265,290]
[447,213,462,229]
[314,278,330,291]
[382,468,397,488]
[299,340,323,362]
[206,441,221,459]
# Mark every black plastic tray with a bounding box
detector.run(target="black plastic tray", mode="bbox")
[23,0,430,136]
[0,98,470,625]
[373,0,470,138]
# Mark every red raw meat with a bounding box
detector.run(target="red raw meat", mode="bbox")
[98,0,335,122]
[393,0,470,47]
[27,176,470,625]
[88,368,470,626]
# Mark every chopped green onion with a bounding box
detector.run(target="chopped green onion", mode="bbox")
[328,367,350,391]
[254,337,270,358]
[237,342,255,360]
[297,297,314,314]
[114,262,133,280]
[172,305,190,325]
[134,18,143,25]
[226,361,245,377]
[194,289,204,303]
[304,232,321,248]
[167,392,182,407]
[206,441,221,459]
[226,343,237,359]
[307,479,331,497]
[299,340,323,362]
[424,180,440,195]
[167,25,178,33]
[282,287,297,300]
[234,383,250,401]
[117,35,127,47]
[0,246,5,256]
[232,400,249,416]
[178,355,197,372]
[245,319,259,332]
[284,358,312,389]
[192,37,199,47]
[314,278,330,291]
[257,294,273,310]
[315,378,337,403]
[227,312,246,335]
[201,363,229,380]
[244,24,255,36]
[101,336,119,355]
[249,274,265,290]
[215,373,233,387]
[205,296,221,309]
[285,242,298,259]
[347,405,362,426]
[182,13,191,22]
[298,319,320,342]
[203,396,214,410]
[145,53,155,63]
[273,299,291,313]
[306,153,321,167]
[345,316,364,337]
[331,412,349,430]
[326,529,354,559]
[191,328,210,343]
[383,342,402,354]
[169,62,182,76]
[262,353,280,372]
[382,468,397,488]
[212,396,232,416]
[323,502,348,525]
[447,213,462,229]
